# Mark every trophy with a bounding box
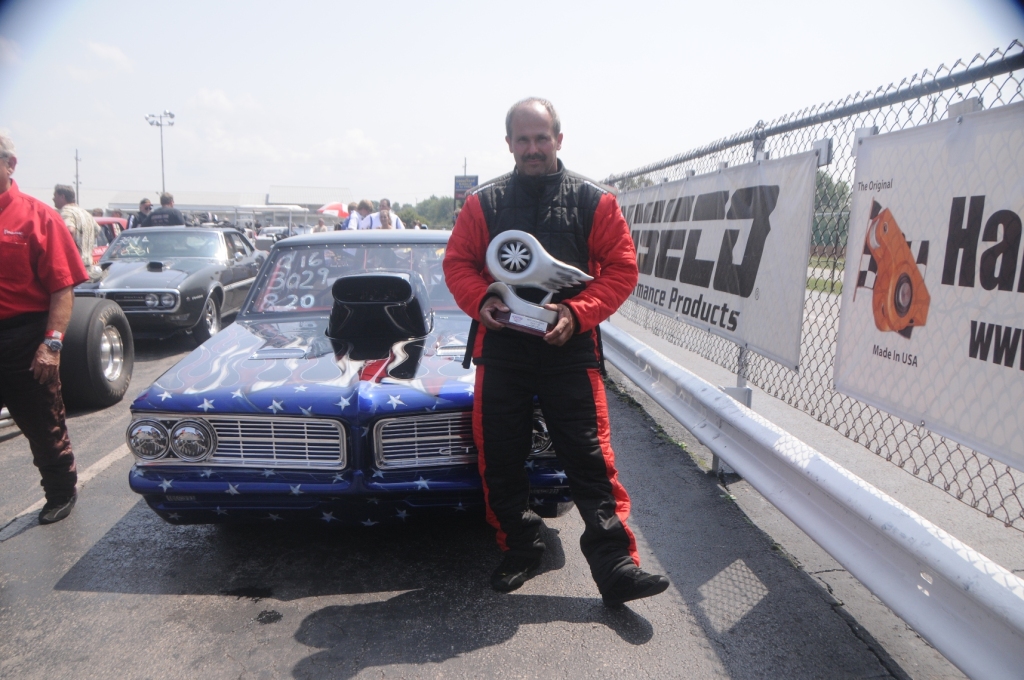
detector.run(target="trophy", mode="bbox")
[484,230,593,336]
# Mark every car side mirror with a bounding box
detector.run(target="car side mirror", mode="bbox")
[234,252,244,261]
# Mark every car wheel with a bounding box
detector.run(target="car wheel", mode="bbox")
[191,295,221,346]
[61,298,135,408]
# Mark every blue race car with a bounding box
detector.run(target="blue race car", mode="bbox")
[125,230,571,525]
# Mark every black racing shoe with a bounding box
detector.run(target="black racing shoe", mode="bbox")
[490,553,543,593]
[601,567,670,607]
[38,493,77,525]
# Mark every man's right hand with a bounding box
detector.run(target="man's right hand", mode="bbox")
[479,295,509,331]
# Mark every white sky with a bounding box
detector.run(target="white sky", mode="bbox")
[0,0,1021,206]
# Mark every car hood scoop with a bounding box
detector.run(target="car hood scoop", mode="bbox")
[326,272,433,360]
[147,261,168,272]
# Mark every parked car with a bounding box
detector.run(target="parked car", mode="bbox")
[75,227,264,346]
[124,230,571,525]
[93,217,127,262]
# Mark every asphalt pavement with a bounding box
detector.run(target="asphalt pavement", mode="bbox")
[0,325,905,679]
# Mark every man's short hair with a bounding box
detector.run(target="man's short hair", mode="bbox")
[347,202,357,212]
[54,184,76,203]
[505,97,560,138]
[379,198,391,210]
[357,199,373,212]
[160,192,173,206]
[139,198,152,208]
[0,133,15,163]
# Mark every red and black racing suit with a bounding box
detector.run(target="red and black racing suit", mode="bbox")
[443,161,641,590]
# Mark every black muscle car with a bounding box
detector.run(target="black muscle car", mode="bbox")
[75,227,264,345]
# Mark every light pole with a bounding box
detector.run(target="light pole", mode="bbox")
[145,110,175,194]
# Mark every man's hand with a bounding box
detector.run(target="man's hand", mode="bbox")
[543,303,576,346]
[479,295,509,331]
[31,343,61,384]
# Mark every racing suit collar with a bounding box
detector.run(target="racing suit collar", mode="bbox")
[514,159,565,197]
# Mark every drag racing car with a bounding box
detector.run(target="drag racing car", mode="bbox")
[124,230,571,525]
[75,227,264,346]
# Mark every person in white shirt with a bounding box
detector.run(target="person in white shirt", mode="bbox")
[312,218,328,233]
[338,202,359,230]
[365,198,404,230]
[354,199,374,229]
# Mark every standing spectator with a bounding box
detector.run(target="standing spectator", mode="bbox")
[338,202,360,230]
[139,192,185,227]
[354,199,374,229]
[52,184,97,272]
[365,198,405,230]
[126,198,152,229]
[0,134,87,524]
[90,208,104,217]
[312,218,327,233]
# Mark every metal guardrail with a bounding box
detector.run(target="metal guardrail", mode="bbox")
[602,321,1024,680]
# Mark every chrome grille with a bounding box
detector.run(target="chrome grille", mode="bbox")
[138,414,346,469]
[375,412,476,469]
[108,292,150,309]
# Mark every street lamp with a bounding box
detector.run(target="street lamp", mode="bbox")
[145,110,175,194]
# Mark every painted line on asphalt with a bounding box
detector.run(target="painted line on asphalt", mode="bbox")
[0,444,130,542]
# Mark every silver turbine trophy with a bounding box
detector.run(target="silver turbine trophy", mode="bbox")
[485,230,593,336]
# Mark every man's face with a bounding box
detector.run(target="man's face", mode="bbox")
[506,103,562,176]
[358,207,371,217]
[53,190,68,209]
[140,202,152,214]
[0,156,15,192]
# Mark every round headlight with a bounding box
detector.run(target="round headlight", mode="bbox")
[169,419,216,462]
[145,293,159,308]
[127,419,170,460]
[530,412,554,456]
[160,293,176,308]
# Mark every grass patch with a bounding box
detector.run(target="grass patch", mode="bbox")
[807,277,843,295]
[808,256,845,269]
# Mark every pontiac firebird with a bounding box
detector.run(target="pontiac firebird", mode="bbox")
[125,230,572,525]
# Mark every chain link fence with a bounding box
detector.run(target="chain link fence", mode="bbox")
[605,41,1024,530]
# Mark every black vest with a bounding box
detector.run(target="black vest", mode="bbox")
[474,161,607,281]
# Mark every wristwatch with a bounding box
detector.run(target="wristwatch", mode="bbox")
[43,338,63,353]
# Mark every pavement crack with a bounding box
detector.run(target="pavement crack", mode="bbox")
[810,568,847,575]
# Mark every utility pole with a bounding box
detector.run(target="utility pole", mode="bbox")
[464,157,467,176]
[74,149,81,204]
[146,110,175,194]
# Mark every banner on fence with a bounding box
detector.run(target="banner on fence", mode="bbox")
[618,151,817,369]
[835,102,1024,467]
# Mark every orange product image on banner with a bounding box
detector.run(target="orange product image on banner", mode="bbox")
[865,201,930,334]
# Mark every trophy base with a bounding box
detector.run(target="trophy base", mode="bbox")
[493,310,552,337]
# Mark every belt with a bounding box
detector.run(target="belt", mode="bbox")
[0,311,48,331]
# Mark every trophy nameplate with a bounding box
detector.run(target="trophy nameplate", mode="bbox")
[484,231,593,336]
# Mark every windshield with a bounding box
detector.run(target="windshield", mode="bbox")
[103,232,225,260]
[245,243,455,315]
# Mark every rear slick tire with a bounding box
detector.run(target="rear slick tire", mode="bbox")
[60,297,134,408]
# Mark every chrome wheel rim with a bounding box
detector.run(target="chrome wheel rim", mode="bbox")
[204,298,220,335]
[99,326,124,381]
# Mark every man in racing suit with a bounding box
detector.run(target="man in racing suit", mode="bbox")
[443,98,669,607]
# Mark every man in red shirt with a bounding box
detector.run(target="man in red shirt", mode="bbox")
[0,134,89,524]
[444,99,669,606]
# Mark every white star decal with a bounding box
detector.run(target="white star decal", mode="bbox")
[464,386,474,395]
[268,400,284,413]
[290,485,303,495]
[553,470,567,482]
[387,394,404,409]
[200,468,214,478]
[300,406,313,416]
[367,497,380,505]
[159,478,173,491]
[131,468,145,478]
[261,469,275,478]
[396,509,409,520]
[414,477,430,490]
[524,460,535,470]
[215,507,228,515]
[321,511,336,523]
[455,502,466,512]
[531,497,544,507]
[294,385,308,392]
[361,518,378,527]
[158,390,172,401]
[372,470,384,479]
[331,473,344,483]
[268,513,282,521]
[335,396,351,409]
[167,512,181,520]
[231,389,244,399]
[199,398,215,412]
[226,483,240,495]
